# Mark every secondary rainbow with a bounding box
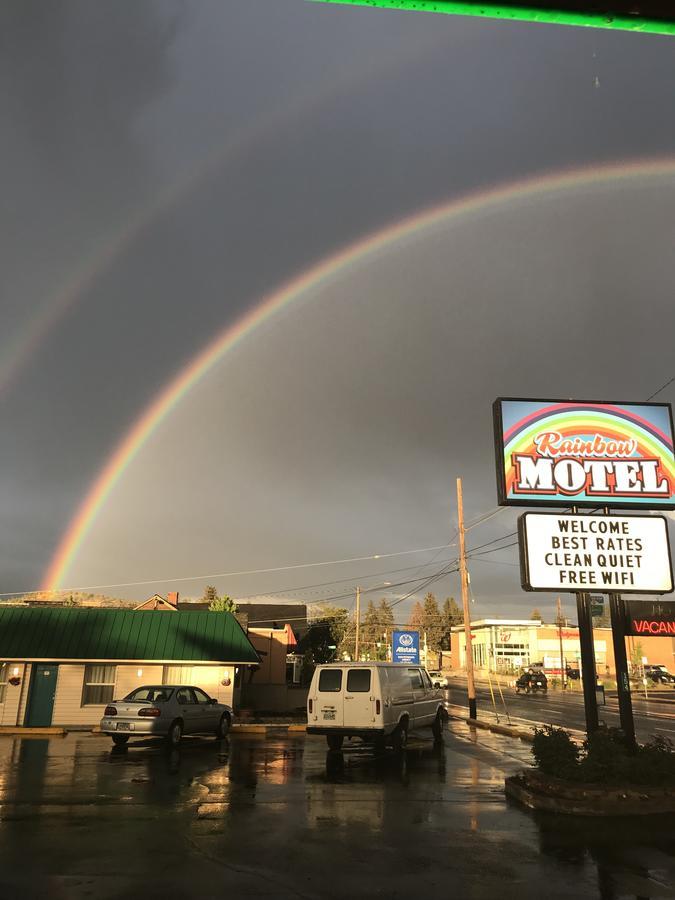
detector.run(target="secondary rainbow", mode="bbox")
[42,158,675,591]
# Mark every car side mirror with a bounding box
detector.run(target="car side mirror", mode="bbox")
[208,697,217,704]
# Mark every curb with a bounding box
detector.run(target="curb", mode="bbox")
[464,716,535,743]
[0,726,66,736]
[447,710,535,743]
[233,723,307,735]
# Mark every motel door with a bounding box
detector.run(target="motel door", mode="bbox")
[25,664,59,727]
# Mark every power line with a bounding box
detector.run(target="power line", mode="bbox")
[468,540,519,558]
[0,542,458,598]
[234,554,460,600]
[647,374,675,401]
[465,507,505,531]
[467,531,517,554]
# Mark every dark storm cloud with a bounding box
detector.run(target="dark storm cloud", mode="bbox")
[2,1,675,595]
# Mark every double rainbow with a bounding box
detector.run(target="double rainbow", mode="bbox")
[42,160,675,592]
[503,402,675,501]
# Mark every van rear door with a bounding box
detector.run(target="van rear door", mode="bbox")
[316,667,344,727]
[344,667,375,728]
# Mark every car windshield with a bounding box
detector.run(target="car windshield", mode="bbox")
[123,687,173,702]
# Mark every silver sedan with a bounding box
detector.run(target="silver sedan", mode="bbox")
[100,684,233,747]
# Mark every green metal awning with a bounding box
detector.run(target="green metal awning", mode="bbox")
[0,608,260,664]
[309,1,675,36]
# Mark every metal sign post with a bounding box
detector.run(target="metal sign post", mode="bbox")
[609,592,636,749]
[576,591,599,734]
[493,396,675,741]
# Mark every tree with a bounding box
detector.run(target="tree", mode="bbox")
[408,600,424,630]
[422,592,444,652]
[361,599,381,660]
[208,595,237,613]
[376,598,394,660]
[306,605,352,664]
[441,597,462,649]
[530,607,542,621]
[202,585,218,605]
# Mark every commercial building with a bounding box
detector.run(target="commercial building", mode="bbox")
[0,607,259,728]
[450,618,675,677]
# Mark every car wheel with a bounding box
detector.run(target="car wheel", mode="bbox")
[391,721,408,752]
[431,710,445,741]
[167,720,183,747]
[112,734,129,746]
[216,713,231,739]
[326,734,343,751]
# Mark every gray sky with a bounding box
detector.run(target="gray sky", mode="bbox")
[2,1,675,622]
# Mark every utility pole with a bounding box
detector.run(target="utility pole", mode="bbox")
[457,477,477,719]
[556,597,566,690]
[354,586,361,661]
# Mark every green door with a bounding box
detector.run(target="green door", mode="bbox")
[25,664,59,727]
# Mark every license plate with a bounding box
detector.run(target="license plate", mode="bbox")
[117,722,132,731]
[322,710,335,720]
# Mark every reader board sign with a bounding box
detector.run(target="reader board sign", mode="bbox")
[493,398,675,510]
[518,512,673,594]
[624,600,675,636]
[392,630,420,664]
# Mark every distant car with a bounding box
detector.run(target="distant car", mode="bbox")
[515,670,548,694]
[428,671,450,689]
[565,666,580,680]
[100,685,232,747]
[644,665,675,685]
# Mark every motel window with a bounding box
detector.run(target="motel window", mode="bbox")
[163,665,193,685]
[81,665,116,705]
[0,663,6,704]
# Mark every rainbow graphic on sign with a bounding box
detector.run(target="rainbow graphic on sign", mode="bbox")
[494,399,675,509]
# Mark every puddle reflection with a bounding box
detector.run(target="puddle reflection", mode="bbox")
[534,809,675,898]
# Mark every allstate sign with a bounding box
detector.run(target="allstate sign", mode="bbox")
[393,630,420,664]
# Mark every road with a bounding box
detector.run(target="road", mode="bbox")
[1,728,675,898]
[448,679,675,741]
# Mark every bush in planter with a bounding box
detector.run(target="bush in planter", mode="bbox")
[531,725,579,778]
[630,735,675,786]
[531,726,675,787]
[578,727,633,785]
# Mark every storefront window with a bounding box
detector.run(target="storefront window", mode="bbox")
[81,665,116,705]
[472,644,486,667]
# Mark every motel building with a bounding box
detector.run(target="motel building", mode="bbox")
[450,618,675,679]
[0,607,259,729]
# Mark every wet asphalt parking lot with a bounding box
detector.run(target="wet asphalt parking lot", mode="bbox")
[1,723,675,899]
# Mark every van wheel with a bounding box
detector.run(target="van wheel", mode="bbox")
[391,722,408,752]
[326,734,343,751]
[431,710,445,741]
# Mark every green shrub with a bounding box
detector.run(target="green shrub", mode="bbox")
[531,725,579,778]
[578,728,633,784]
[631,735,675,785]
[531,725,675,786]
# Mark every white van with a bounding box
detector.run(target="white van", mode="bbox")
[306,662,447,751]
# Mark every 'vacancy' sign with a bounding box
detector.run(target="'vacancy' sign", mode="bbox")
[518,512,673,594]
